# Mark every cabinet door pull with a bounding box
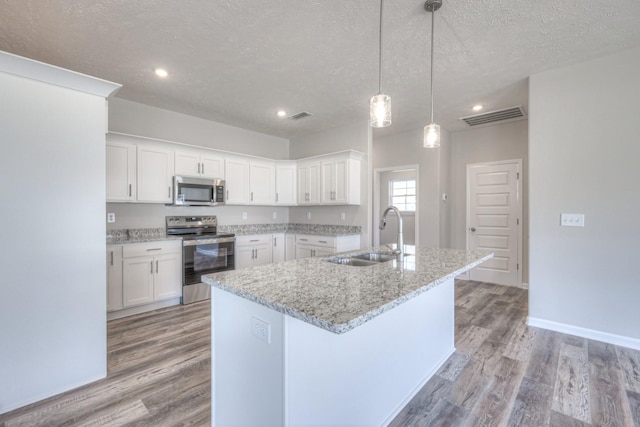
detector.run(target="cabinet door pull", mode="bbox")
[156,260,159,273]
[150,261,154,274]
[110,251,114,266]
[276,193,279,202]
[311,249,316,257]
[299,238,308,242]
[168,186,171,199]
[227,190,229,200]
[274,237,277,247]
[146,248,162,251]
[250,239,259,242]
[202,163,205,174]
[128,184,132,197]
[251,192,254,202]
[319,240,328,244]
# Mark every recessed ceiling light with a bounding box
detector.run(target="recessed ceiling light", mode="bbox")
[472,104,483,111]
[277,110,287,118]
[154,68,168,78]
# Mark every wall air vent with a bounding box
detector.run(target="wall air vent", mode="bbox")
[459,105,526,127]
[288,111,312,120]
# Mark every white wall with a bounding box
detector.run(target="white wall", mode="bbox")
[373,127,450,248]
[450,120,529,282]
[0,71,112,412]
[109,98,289,159]
[107,98,292,229]
[289,122,372,246]
[529,47,640,344]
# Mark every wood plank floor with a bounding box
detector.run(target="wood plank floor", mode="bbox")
[1,280,639,426]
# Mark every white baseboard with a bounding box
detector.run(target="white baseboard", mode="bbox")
[107,298,181,321]
[528,317,640,351]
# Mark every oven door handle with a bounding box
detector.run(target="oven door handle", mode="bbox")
[182,237,236,246]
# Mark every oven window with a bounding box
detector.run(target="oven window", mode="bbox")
[184,241,235,285]
[179,184,212,202]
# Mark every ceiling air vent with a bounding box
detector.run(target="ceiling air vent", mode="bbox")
[459,105,526,127]
[288,111,312,120]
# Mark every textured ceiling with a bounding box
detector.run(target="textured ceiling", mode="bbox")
[1,0,640,139]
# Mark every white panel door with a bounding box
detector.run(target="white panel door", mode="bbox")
[106,142,136,201]
[200,153,225,179]
[137,146,173,203]
[467,160,521,286]
[153,253,182,301]
[275,162,297,205]
[225,158,250,204]
[174,150,200,177]
[122,257,154,307]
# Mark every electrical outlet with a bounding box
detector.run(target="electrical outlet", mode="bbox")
[251,316,271,344]
[306,211,311,219]
[272,211,277,219]
[242,212,248,220]
[340,212,346,221]
[561,213,585,227]
[107,213,116,223]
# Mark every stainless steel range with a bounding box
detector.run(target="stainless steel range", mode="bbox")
[166,215,235,304]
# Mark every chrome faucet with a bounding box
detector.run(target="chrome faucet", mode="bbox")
[380,206,403,255]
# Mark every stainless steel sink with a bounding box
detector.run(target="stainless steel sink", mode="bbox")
[350,252,396,262]
[324,251,397,267]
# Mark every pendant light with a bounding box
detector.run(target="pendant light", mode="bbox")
[370,0,391,128]
[423,0,442,148]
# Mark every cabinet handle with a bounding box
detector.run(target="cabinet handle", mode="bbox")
[146,248,162,251]
[227,190,229,200]
[276,193,279,202]
[110,251,114,266]
[150,261,153,274]
[168,186,171,199]
[312,249,316,257]
[319,240,328,244]
[202,163,205,174]
[128,184,132,197]
[299,239,308,242]
[274,237,277,247]
[156,260,159,273]
[198,163,201,174]
[250,239,259,242]
[251,192,254,202]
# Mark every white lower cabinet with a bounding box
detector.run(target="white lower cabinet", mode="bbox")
[107,245,123,312]
[121,240,182,308]
[272,233,286,264]
[235,234,272,269]
[294,234,361,259]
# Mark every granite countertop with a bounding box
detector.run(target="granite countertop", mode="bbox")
[202,247,492,334]
[218,223,361,236]
[106,228,182,245]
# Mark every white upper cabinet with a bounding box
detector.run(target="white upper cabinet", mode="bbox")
[275,161,297,206]
[106,139,136,202]
[175,149,224,179]
[225,157,250,205]
[299,151,362,206]
[249,160,276,205]
[298,161,321,205]
[137,145,174,203]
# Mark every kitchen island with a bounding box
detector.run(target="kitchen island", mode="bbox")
[203,247,492,426]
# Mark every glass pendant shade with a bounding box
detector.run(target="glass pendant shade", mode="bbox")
[370,93,391,128]
[423,123,440,148]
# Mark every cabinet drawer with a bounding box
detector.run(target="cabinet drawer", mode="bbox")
[295,234,336,248]
[235,234,272,247]
[122,240,182,258]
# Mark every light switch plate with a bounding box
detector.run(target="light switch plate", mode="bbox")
[107,213,116,223]
[561,213,585,227]
[272,211,277,219]
[242,212,248,220]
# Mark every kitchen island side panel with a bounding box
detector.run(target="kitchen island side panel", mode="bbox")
[285,278,454,426]
[212,279,454,426]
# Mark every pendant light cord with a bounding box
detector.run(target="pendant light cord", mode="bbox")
[378,0,384,94]
[429,7,435,123]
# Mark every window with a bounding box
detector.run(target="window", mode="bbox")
[389,179,416,212]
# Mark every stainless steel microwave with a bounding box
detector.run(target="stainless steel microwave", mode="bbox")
[171,176,225,206]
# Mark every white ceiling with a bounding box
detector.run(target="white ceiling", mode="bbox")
[2,0,640,139]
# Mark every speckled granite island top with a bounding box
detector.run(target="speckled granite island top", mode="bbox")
[202,247,492,334]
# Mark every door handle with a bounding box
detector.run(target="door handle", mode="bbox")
[470,227,476,232]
